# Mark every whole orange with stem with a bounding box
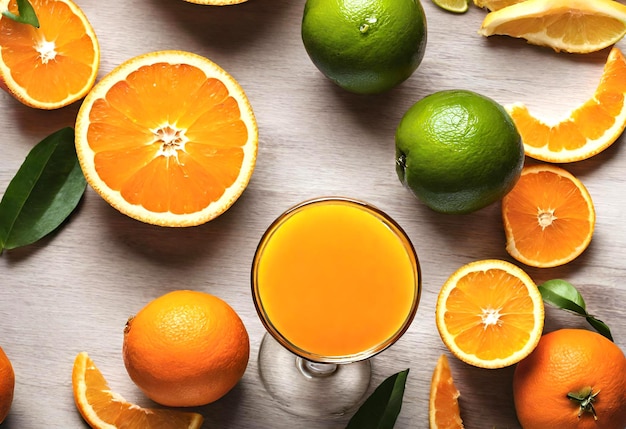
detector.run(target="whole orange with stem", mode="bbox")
[0,347,14,424]
[513,329,626,429]
[123,290,250,407]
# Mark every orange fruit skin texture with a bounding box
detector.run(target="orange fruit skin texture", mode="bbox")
[513,329,626,429]
[122,290,250,407]
[0,347,14,424]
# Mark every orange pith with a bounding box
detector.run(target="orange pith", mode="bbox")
[435,259,544,369]
[75,50,258,227]
[479,0,626,54]
[429,354,464,429]
[507,47,626,163]
[502,164,595,268]
[72,352,204,429]
[0,0,99,109]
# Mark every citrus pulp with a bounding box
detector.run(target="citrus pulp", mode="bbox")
[395,89,524,214]
[301,0,427,94]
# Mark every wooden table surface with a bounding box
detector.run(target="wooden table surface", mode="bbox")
[2,0,626,428]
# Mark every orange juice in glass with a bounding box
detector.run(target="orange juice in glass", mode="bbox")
[251,197,420,417]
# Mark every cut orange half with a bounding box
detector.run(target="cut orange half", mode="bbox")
[0,0,100,109]
[72,352,204,429]
[478,0,626,53]
[435,259,544,369]
[507,47,626,163]
[429,354,464,429]
[75,50,258,227]
[502,164,595,268]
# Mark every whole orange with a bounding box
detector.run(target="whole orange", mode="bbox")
[0,346,14,423]
[122,290,250,407]
[513,329,626,429]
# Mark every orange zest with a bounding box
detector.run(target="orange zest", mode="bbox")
[502,164,595,268]
[429,354,464,429]
[74,50,258,227]
[507,47,626,163]
[72,351,204,429]
[478,0,626,54]
[435,259,544,369]
[0,0,100,109]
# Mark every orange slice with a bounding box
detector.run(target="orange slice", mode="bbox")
[473,0,525,12]
[478,0,626,53]
[0,0,100,109]
[502,164,595,268]
[429,354,464,429]
[506,47,626,163]
[435,259,544,369]
[72,351,204,429]
[75,50,258,227]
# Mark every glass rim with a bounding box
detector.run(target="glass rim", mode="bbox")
[251,196,422,364]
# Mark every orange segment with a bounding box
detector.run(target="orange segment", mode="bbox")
[501,164,595,268]
[429,354,464,429]
[0,0,99,109]
[435,259,544,369]
[72,352,204,429]
[75,50,258,227]
[478,0,626,53]
[473,0,525,12]
[506,47,626,163]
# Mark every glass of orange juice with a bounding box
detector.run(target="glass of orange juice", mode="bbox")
[251,197,421,418]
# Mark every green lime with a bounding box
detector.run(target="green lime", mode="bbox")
[395,90,524,214]
[431,0,468,13]
[301,0,427,95]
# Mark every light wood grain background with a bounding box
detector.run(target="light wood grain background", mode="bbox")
[1,0,625,428]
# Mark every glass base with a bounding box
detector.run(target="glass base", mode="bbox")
[257,333,372,419]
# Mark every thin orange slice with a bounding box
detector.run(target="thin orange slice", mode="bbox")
[429,354,464,429]
[473,0,525,12]
[0,0,99,109]
[435,259,544,369]
[507,47,626,163]
[75,50,258,227]
[502,164,595,268]
[478,0,626,53]
[72,351,204,429]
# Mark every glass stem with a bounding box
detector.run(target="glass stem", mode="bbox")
[296,357,338,379]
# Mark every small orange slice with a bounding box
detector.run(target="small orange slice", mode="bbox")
[435,259,544,369]
[479,0,626,53]
[72,351,204,429]
[502,164,595,268]
[75,50,258,227]
[507,47,626,163]
[0,0,100,109]
[429,354,464,429]
[473,0,525,12]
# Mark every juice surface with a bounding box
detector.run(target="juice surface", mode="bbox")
[254,199,419,359]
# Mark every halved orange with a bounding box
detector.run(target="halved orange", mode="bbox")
[502,164,595,268]
[479,0,626,54]
[0,0,99,109]
[429,354,464,429]
[75,50,258,227]
[435,259,544,369]
[72,351,204,429]
[507,47,626,163]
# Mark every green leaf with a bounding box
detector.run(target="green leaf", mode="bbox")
[538,279,587,316]
[346,369,409,429]
[586,316,613,342]
[0,127,86,253]
[2,0,40,28]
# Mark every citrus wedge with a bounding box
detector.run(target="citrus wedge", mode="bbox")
[72,352,204,429]
[435,259,544,369]
[183,0,248,4]
[429,354,464,429]
[473,0,525,12]
[432,0,468,14]
[502,164,595,268]
[0,0,99,109]
[506,47,626,163]
[479,0,626,53]
[75,50,258,227]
